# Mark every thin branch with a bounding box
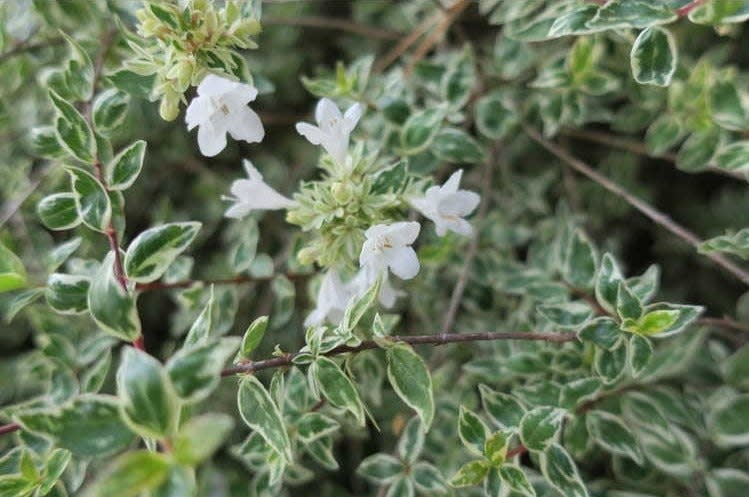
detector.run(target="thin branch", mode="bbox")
[0,36,64,64]
[136,272,308,292]
[562,128,746,182]
[374,11,441,73]
[523,123,749,287]
[262,15,401,41]
[440,143,498,335]
[404,0,471,76]
[0,423,20,436]
[220,331,575,376]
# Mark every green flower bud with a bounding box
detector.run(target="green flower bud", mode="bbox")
[159,93,180,121]
[331,181,353,205]
[297,246,319,266]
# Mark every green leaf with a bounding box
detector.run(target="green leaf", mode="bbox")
[372,160,409,195]
[625,310,676,334]
[714,141,749,172]
[397,417,424,464]
[38,449,71,495]
[60,31,94,101]
[538,302,593,329]
[124,222,201,283]
[237,375,293,461]
[676,128,722,172]
[116,347,178,440]
[45,273,90,314]
[519,406,565,452]
[386,343,434,429]
[67,167,111,232]
[475,93,517,140]
[484,430,509,466]
[312,356,365,425]
[386,476,414,497]
[628,334,653,376]
[15,394,134,457]
[174,413,234,465]
[449,460,489,487]
[3,289,43,323]
[431,127,486,164]
[539,443,588,497]
[88,251,141,341]
[458,406,490,455]
[37,193,81,231]
[107,69,155,98]
[645,114,686,156]
[400,107,446,154]
[85,451,170,497]
[587,0,677,30]
[586,410,643,463]
[0,475,35,497]
[106,140,146,190]
[708,394,749,447]
[559,378,603,410]
[412,462,448,494]
[616,282,642,321]
[184,287,213,347]
[479,384,526,429]
[81,350,112,393]
[723,343,749,389]
[166,337,239,403]
[237,315,268,360]
[296,412,339,444]
[0,241,27,293]
[711,81,749,131]
[563,230,597,290]
[706,469,749,497]
[630,27,677,87]
[578,317,622,350]
[594,253,623,314]
[152,465,195,497]
[49,91,96,163]
[498,465,535,497]
[594,344,627,383]
[700,229,749,260]
[356,453,402,484]
[45,237,83,273]
[93,89,130,136]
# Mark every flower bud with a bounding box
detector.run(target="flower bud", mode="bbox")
[331,181,353,205]
[297,246,319,266]
[159,93,180,121]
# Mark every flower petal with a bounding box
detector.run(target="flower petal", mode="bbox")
[295,122,324,145]
[343,102,364,133]
[315,98,343,129]
[197,74,240,97]
[439,191,480,217]
[197,122,227,157]
[185,95,212,130]
[228,107,265,144]
[386,247,420,280]
[224,201,252,219]
[388,221,421,246]
[441,169,463,193]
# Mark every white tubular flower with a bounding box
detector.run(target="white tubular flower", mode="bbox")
[185,74,265,157]
[295,98,364,166]
[359,222,421,280]
[352,265,404,308]
[410,169,480,237]
[305,269,352,327]
[224,160,294,219]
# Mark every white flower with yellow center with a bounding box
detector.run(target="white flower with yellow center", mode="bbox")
[410,169,480,237]
[223,160,294,219]
[359,222,421,280]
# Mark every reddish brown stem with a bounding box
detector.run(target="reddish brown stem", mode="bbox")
[0,422,20,436]
[132,335,145,351]
[507,445,528,458]
[676,0,707,17]
[220,331,575,376]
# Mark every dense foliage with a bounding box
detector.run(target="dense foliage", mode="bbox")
[2,1,749,496]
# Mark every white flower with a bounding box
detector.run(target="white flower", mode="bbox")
[352,265,404,308]
[359,221,421,280]
[185,74,265,157]
[224,160,294,219]
[305,270,351,327]
[410,169,480,237]
[295,98,363,166]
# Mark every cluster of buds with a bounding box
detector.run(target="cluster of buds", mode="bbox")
[129,0,261,120]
